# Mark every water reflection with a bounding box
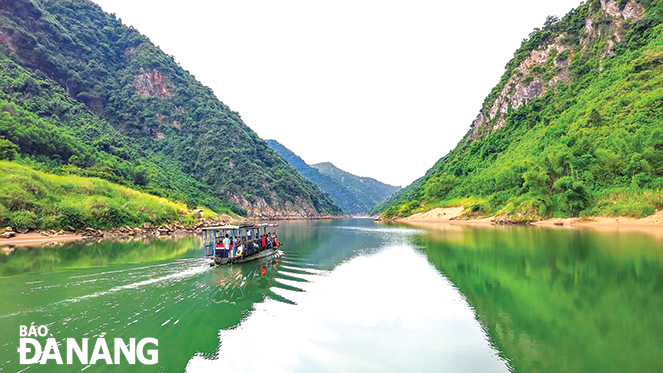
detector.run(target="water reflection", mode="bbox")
[187,220,509,373]
[0,235,266,373]
[7,219,656,372]
[0,235,200,277]
[402,221,663,372]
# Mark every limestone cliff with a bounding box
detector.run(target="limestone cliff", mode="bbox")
[468,0,644,141]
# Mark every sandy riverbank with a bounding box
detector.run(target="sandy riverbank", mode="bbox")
[532,210,663,229]
[398,206,493,225]
[395,206,663,230]
[0,232,84,248]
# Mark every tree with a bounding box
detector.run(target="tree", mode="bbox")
[544,15,560,30]
[553,177,590,216]
[132,165,150,186]
[0,138,19,160]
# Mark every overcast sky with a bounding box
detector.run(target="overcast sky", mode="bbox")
[92,0,583,187]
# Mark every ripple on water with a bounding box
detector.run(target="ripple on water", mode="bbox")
[186,244,510,373]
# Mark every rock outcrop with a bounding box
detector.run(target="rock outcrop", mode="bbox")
[135,68,173,98]
[226,194,333,219]
[468,0,644,141]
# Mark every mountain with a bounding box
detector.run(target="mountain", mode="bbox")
[369,176,423,216]
[381,0,663,221]
[266,140,400,215]
[266,140,365,215]
[310,162,401,213]
[0,0,342,219]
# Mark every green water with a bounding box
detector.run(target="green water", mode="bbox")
[408,222,663,372]
[0,219,661,372]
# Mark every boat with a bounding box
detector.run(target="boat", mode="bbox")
[201,223,281,265]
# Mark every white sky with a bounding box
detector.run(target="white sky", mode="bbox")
[91,0,583,187]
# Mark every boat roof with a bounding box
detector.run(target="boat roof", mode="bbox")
[201,223,279,231]
[201,225,240,230]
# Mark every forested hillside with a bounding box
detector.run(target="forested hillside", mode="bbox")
[267,140,400,215]
[382,0,663,221]
[0,0,341,219]
[310,162,401,214]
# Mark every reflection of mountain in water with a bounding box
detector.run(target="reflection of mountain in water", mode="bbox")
[0,235,199,276]
[414,224,663,372]
[275,219,418,271]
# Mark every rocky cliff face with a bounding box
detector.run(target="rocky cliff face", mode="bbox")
[227,194,331,219]
[468,0,644,142]
[135,68,173,98]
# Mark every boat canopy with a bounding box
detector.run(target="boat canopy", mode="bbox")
[201,225,241,231]
[201,223,279,231]
[201,223,279,257]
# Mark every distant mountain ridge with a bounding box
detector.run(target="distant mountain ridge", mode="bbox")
[310,162,401,213]
[266,140,400,215]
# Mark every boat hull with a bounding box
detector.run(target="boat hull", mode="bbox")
[213,247,279,265]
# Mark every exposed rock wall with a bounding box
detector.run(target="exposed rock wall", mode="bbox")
[226,194,333,219]
[135,68,172,97]
[468,0,644,142]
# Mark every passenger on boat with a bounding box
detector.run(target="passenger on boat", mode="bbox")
[261,235,266,249]
[223,234,231,257]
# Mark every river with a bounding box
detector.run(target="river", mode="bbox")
[0,219,661,372]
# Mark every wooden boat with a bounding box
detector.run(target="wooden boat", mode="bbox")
[201,223,281,265]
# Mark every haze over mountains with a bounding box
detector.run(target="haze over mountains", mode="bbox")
[267,140,400,215]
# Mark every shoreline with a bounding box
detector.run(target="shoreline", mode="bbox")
[0,216,233,248]
[0,214,350,249]
[389,206,663,231]
[0,233,84,249]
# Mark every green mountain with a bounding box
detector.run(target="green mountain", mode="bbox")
[381,0,663,221]
[0,0,342,220]
[310,162,401,213]
[266,140,400,215]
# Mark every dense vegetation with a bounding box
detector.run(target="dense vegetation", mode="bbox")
[310,162,401,214]
[267,140,400,215]
[382,0,663,221]
[370,176,423,216]
[0,161,213,231]
[0,0,341,223]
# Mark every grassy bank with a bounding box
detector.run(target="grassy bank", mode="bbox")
[0,161,218,231]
